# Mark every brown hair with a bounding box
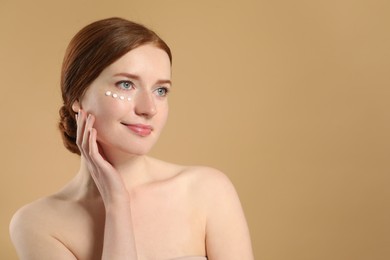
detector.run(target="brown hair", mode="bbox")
[58,17,172,155]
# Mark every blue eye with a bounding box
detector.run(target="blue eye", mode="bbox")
[155,87,169,97]
[117,81,134,90]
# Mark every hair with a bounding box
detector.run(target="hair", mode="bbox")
[58,17,172,155]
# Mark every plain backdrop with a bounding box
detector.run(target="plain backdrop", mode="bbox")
[1,0,389,259]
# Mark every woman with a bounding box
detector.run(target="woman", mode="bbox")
[10,17,254,260]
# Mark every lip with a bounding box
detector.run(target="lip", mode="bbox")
[122,123,153,137]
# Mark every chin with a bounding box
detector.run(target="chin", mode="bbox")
[99,138,156,157]
[124,146,153,156]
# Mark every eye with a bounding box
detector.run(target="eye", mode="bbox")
[155,87,169,97]
[116,80,134,90]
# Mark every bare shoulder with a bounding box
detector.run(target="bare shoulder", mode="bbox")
[10,196,77,259]
[10,196,60,237]
[149,157,238,208]
[148,157,227,182]
[172,164,254,259]
[177,164,237,199]
[150,157,234,194]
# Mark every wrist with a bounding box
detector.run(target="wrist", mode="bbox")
[104,197,131,213]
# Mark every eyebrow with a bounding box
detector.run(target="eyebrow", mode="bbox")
[114,72,172,86]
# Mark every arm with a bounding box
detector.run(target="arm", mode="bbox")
[204,170,254,260]
[10,111,137,260]
[76,111,137,259]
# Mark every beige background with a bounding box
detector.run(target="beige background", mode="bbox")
[1,0,389,259]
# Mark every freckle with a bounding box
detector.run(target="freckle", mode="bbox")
[112,93,118,98]
[105,91,112,96]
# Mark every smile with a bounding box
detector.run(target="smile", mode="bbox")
[122,123,153,137]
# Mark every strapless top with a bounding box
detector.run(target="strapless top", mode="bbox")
[170,256,207,260]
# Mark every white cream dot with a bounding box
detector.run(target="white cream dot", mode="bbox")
[112,93,118,98]
[120,96,125,100]
[105,91,112,96]
[127,97,131,101]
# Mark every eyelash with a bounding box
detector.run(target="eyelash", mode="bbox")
[155,87,170,97]
[116,80,170,97]
[116,80,134,90]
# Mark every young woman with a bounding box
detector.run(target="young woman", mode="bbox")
[10,17,254,260]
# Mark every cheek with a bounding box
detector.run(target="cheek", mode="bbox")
[89,94,130,122]
[104,90,133,101]
[158,104,169,127]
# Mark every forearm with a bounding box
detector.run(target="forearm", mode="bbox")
[101,203,137,260]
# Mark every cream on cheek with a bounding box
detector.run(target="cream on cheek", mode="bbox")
[90,90,132,134]
[94,89,134,121]
[87,89,132,119]
[105,90,132,101]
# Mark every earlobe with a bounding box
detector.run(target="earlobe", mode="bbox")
[71,100,81,113]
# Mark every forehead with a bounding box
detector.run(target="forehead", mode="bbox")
[103,44,171,79]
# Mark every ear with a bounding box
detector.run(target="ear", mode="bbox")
[71,100,81,113]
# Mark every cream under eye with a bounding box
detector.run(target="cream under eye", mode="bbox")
[105,90,132,101]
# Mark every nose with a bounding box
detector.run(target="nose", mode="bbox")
[134,90,157,118]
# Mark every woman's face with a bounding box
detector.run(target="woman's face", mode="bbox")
[74,44,171,156]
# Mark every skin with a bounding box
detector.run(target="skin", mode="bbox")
[9,44,254,260]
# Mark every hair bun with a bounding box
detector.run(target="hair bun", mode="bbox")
[58,106,80,155]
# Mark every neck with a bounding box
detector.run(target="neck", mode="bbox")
[72,153,154,200]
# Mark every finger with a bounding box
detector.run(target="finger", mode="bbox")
[75,109,86,154]
[78,113,97,177]
[87,128,112,194]
[85,134,100,182]
[89,127,111,172]
[76,110,90,159]
[84,115,101,174]
[81,114,94,157]
[88,128,127,200]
